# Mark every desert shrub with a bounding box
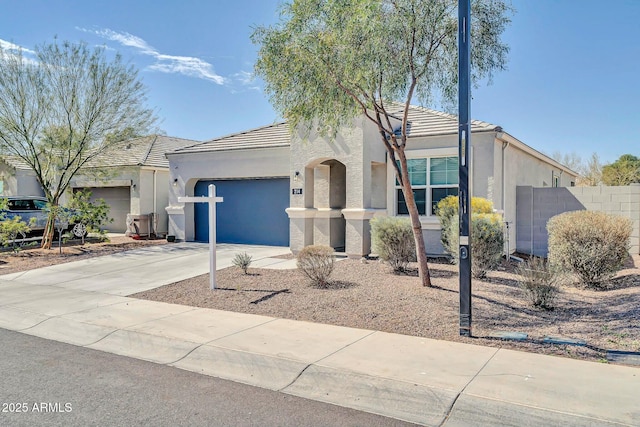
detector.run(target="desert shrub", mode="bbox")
[516,257,560,310]
[66,189,113,243]
[297,245,335,287]
[547,211,632,288]
[0,215,32,251]
[370,216,415,272]
[444,212,504,279]
[470,214,506,278]
[435,196,495,252]
[232,252,253,274]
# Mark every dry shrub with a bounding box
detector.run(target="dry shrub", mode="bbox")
[435,195,495,251]
[516,257,560,310]
[370,216,415,273]
[547,211,632,288]
[232,252,253,274]
[297,245,335,287]
[444,212,505,279]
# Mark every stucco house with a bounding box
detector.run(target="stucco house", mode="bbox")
[68,135,201,234]
[166,106,578,257]
[2,135,200,235]
[0,156,44,198]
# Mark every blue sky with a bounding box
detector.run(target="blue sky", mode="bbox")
[1,0,638,164]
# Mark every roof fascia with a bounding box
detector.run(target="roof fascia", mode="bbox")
[496,131,579,177]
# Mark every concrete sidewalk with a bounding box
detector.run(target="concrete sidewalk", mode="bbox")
[1,244,638,426]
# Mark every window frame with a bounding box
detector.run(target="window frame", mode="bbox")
[389,148,466,218]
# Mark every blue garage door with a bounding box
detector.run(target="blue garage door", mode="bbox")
[194,179,290,246]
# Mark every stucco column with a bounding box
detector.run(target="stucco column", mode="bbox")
[313,208,345,249]
[286,207,316,254]
[165,205,185,240]
[341,208,379,258]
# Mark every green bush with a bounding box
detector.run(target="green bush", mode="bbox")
[370,216,415,272]
[547,211,632,288]
[435,195,495,252]
[516,257,560,310]
[0,215,32,251]
[232,252,253,274]
[66,189,113,243]
[297,245,335,287]
[0,199,33,251]
[444,212,504,279]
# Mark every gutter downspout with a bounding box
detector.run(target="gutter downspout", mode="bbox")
[501,140,509,211]
[153,169,158,235]
[502,139,510,257]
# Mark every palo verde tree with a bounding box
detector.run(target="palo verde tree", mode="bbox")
[252,0,511,286]
[0,40,156,248]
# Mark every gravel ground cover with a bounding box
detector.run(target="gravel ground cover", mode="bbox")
[3,238,638,365]
[0,236,167,275]
[132,254,640,365]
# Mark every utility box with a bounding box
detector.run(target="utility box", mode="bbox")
[126,213,155,238]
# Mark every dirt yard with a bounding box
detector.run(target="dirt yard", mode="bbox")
[0,235,167,275]
[132,254,640,365]
[2,238,638,365]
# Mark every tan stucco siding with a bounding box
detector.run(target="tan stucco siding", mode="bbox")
[167,147,290,241]
[501,141,579,252]
[0,161,43,197]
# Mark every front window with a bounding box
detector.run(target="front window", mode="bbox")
[396,156,458,216]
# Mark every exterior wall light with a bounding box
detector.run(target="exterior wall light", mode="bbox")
[173,178,178,186]
[293,171,301,182]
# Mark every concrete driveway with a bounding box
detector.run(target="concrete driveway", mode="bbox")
[1,242,639,425]
[0,242,291,295]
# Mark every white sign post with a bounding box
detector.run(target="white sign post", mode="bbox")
[178,184,223,290]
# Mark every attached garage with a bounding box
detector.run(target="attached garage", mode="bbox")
[194,178,290,246]
[76,186,131,232]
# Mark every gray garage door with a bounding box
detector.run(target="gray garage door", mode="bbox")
[76,187,131,232]
[194,179,289,246]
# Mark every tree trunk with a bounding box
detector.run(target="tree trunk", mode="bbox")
[397,151,432,287]
[41,216,55,250]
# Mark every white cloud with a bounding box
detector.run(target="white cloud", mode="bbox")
[233,70,254,86]
[228,70,262,93]
[79,28,226,85]
[0,39,35,54]
[0,39,38,65]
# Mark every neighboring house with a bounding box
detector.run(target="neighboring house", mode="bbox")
[68,135,202,234]
[166,106,578,257]
[0,156,44,197]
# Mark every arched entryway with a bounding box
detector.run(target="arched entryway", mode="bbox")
[305,159,346,251]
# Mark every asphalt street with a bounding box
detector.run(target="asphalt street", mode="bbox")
[0,328,417,427]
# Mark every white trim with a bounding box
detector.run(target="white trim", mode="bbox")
[386,147,475,229]
[72,179,132,188]
[341,208,385,220]
[285,207,317,219]
[404,147,458,159]
[497,132,579,177]
[165,205,184,215]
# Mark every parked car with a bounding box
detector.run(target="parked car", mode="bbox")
[0,196,74,233]
[1,196,49,232]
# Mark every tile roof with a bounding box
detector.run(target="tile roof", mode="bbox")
[0,155,32,170]
[170,106,500,156]
[390,104,501,137]
[171,122,291,154]
[86,135,202,168]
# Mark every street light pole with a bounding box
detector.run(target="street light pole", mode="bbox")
[458,0,472,337]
